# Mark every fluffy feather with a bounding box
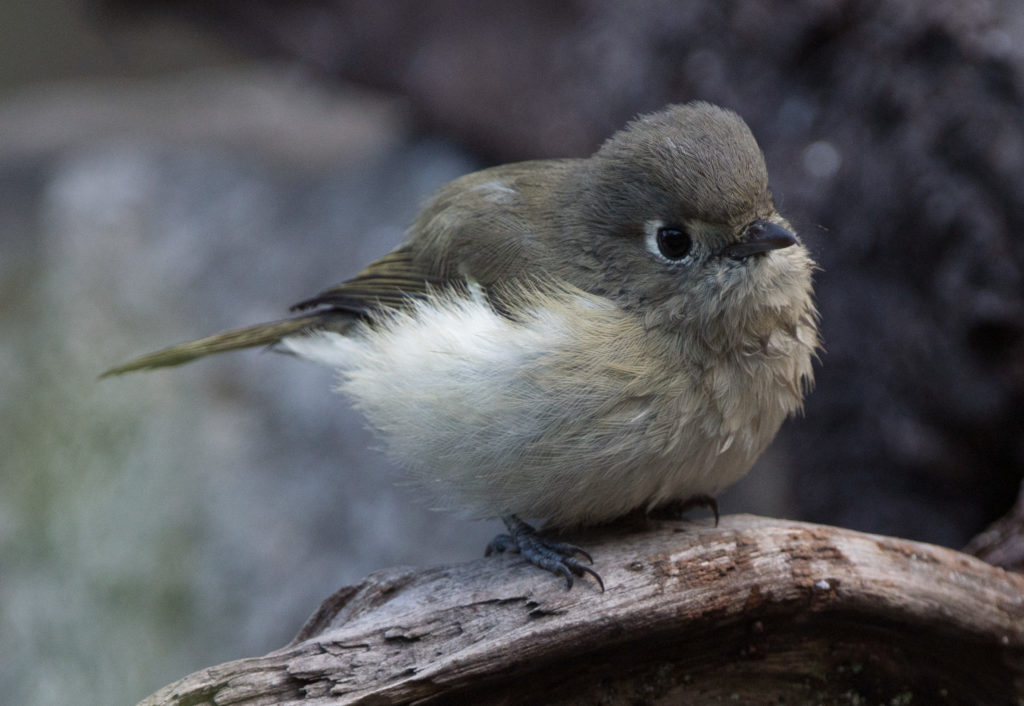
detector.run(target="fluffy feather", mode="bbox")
[283,279,815,527]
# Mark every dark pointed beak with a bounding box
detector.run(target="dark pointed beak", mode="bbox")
[721,221,798,260]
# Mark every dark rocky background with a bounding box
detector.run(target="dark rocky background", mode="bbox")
[101,0,1024,551]
[3,2,1021,704]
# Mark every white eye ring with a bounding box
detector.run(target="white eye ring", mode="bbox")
[644,219,694,264]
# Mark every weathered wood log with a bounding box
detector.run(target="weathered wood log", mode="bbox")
[139,515,1024,705]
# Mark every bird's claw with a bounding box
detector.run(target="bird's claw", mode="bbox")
[650,494,720,526]
[487,516,605,591]
[677,493,720,526]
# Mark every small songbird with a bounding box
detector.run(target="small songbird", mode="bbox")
[104,102,819,590]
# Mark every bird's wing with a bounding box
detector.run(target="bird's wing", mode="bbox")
[289,246,456,315]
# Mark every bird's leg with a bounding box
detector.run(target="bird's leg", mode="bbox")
[650,494,720,526]
[486,514,604,591]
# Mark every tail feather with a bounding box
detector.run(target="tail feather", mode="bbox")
[101,313,347,377]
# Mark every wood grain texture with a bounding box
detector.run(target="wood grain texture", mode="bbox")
[138,515,1024,705]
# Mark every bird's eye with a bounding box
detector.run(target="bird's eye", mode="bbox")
[656,226,693,260]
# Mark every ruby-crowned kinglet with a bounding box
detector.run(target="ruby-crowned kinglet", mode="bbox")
[104,102,819,590]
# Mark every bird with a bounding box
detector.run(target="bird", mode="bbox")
[104,101,819,590]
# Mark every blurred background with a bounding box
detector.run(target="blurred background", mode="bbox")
[2,1,1022,704]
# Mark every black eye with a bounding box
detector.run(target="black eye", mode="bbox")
[656,226,692,260]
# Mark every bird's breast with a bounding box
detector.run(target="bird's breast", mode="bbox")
[282,284,815,527]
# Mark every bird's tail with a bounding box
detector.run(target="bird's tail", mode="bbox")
[100,312,350,377]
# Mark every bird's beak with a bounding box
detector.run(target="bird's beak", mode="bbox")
[721,221,797,260]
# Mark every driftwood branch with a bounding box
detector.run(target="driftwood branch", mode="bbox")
[139,515,1024,705]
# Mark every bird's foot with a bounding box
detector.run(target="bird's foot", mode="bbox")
[650,494,720,526]
[486,514,604,591]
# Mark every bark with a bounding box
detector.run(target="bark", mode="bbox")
[138,515,1024,705]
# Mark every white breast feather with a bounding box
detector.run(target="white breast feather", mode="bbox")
[282,286,813,527]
